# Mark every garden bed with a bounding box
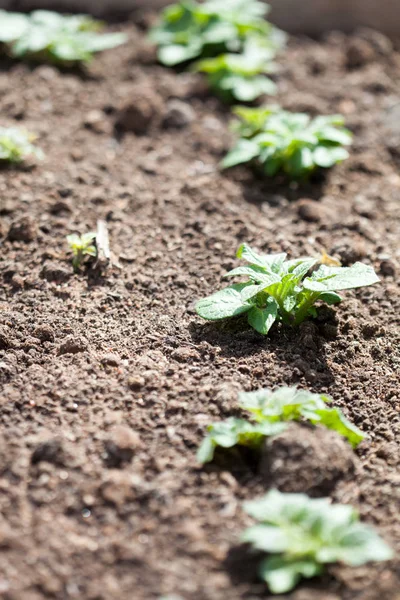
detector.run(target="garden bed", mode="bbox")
[0,15,399,600]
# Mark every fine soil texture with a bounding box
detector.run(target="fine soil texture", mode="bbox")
[0,16,399,600]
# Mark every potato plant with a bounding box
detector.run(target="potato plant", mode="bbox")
[196,244,379,335]
[243,490,393,594]
[149,0,284,67]
[223,106,353,177]
[0,10,127,64]
[197,386,365,463]
[0,127,43,163]
[67,232,97,271]
[194,39,276,102]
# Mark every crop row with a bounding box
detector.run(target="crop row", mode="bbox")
[0,3,394,595]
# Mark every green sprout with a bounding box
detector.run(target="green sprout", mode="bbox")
[194,39,276,102]
[222,106,353,178]
[0,127,44,163]
[197,386,365,463]
[66,232,97,271]
[149,0,285,67]
[242,489,394,594]
[195,243,379,335]
[0,10,127,64]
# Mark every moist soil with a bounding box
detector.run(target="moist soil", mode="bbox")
[0,17,399,600]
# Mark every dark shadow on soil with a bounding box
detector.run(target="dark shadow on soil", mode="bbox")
[189,315,336,386]
[224,544,337,598]
[232,169,328,207]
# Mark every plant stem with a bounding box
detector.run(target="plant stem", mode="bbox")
[293,292,320,326]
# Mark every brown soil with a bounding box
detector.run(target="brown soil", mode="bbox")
[0,19,399,600]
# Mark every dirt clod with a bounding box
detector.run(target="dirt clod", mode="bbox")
[296,199,324,222]
[7,216,37,242]
[57,335,88,355]
[115,87,163,134]
[163,99,195,129]
[31,438,64,466]
[33,324,55,342]
[104,425,141,468]
[380,259,396,277]
[100,353,121,367]
[259,423,357,495]
[41,261,71,283]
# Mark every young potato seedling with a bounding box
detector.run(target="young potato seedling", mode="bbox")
[222,105,353,178]
[194,39,276,102]
[0,127,44,163]
[149,0,285,67]
[0,10,127,64]
[197,386,365,463]
[196,243,379,335]
[242,489,393,594]
[67,232,97,271]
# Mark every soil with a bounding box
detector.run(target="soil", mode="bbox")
[0,17,399,600]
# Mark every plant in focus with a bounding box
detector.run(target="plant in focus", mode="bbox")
[197,386,365,463]
[149,0,285,67]
[0,127,44,163]
[242,489,394,594]
[194,39,276,102]
[222,106,352,177]
[0,10,127,64]
[67,232,97,271]
[196,243,379,335]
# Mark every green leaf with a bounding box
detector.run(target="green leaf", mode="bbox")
[158,42,201,65]
[223,264,269,281]
[311,408,365,448]
[318,291,342,305]
[230,76,276,102]
[303,263,380,292]
[242,525,289,553]
[221,139,260,169]
[247,302,278,334]
[313,146,349,168]
[196,435,217,464]
[195,283,254,321]
[259,556,322,594]
[197,417,285,463]
[0,11,29,42]
[236,243,275,269]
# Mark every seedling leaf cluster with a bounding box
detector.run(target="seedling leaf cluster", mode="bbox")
[0,127,43,163]
[67,232,97,271]
[150,0,284,102]
[197,386,365,463]
[223,106,353,177]
[196,243,379,335]
[0,10,127,64]
[243,489,394,593]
